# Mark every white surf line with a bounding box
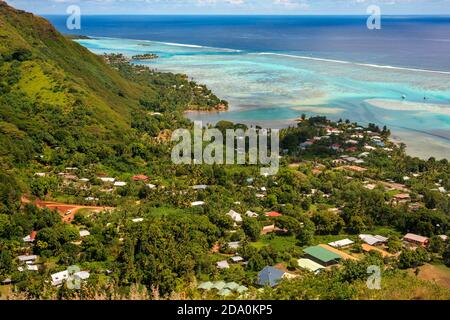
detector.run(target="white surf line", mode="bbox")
[78,37,449,74]
[254,52,450,75]
[79,36,242,52]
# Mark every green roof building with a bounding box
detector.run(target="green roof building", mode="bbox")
[303,245,341,266]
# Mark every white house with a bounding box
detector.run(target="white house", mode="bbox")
[99,177,115,183]
[26,265,39,271]
[226,210,242,223]
[216,260,230,269]
[114,181,127,187]
[192,185,208,190]
[245,210,258,218]
[328,239,354,248]
[191,201,205,206]
[51,270,69,286]
[51,270,90,286]
[79,230,90,237]
[359,234,388,246]
[228,241,240,249]
[17,255,37,263]
[230,256,244,263]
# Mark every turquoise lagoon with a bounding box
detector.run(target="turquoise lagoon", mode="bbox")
[77,38,450,159]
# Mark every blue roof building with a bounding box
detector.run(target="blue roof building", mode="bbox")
[256,266,285,287]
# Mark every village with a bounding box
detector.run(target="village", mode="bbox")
[2,116,448,299]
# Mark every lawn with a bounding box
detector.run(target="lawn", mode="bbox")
[368,226,402,237]
[251,235,298,251]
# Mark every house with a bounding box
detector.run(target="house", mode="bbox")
[403,233,429,247]
[364,184,377,190]
[373,140,385,147]
[226,210,242,223]
[328,238,354,248]
[34,172,47,177]
[256,266,285,287]
[51,270,90,286]
[230,256,244,263]
[303,245,341,266]
[191,201,205,206]
[51,270,69,286]
[75,271,90,280]
[297,258,325,274]
[439,235,448,242]
[99,177,115,183]
[26,265,39,271]
[132,218,144,223]
[265,211,282,218]
[79,230,90,237]
[216,260,230,269]
[438,187,447,193]
[17,255,37,263]
[359,234,388,246]
[261,224,276,235]
[359,152,370,157]
[114,181,127,187]
[394,193,410,201]
[343,156,361,163]
[228,241,240,250]
[326,128,342,135]
[245,210,258,218]
[23,231,37,243]
[192,185,208,190]
[198,281,214,290]
[132,174,149,182]
[146,184,157,189]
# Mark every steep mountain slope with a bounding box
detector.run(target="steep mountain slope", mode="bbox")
[0,1,225,177]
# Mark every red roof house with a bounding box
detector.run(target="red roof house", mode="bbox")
[132,174,149,182]
[265,211,282,218]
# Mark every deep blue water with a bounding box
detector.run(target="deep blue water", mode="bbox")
[46,15,450,71]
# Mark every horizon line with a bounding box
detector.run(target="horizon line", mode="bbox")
[41,13,450,17]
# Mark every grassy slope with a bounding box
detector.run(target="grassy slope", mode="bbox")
[0,1,148,136]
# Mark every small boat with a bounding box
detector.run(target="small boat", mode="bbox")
[401,95,406,100]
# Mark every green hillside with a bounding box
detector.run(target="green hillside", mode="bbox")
[0,1,225,180]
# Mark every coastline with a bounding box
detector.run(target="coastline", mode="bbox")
[75,36,450,160]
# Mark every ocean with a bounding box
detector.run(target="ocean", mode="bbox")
[46,15,450,159]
